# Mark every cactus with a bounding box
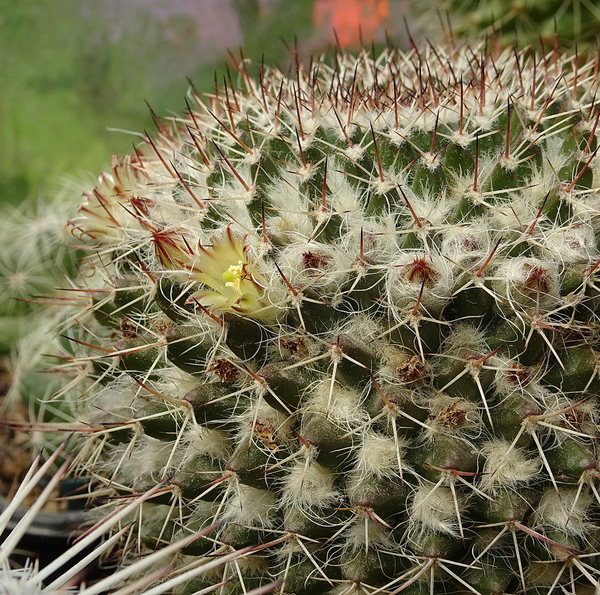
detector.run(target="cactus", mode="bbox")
[418,0,600,50]
[0,441,236,594]
[0,193,80,355]
[35,41,600,594]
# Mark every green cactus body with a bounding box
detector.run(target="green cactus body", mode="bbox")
[421,0,600,50]
[45,43,600,594]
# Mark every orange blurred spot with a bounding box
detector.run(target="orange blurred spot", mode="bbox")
[313,0,390,48]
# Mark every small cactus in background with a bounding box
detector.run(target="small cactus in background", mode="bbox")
[0,193,79,354]
[32,40,600,594]
[0,192,83,442]
[419,0,600,49]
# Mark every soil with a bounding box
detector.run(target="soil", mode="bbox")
[0,356,61,510]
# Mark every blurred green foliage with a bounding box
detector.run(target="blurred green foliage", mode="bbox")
[0,0,320,208]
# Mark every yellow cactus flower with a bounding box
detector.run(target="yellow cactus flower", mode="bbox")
[189,226,274,319]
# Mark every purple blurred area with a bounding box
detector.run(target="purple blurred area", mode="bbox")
[81,0,245,81]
